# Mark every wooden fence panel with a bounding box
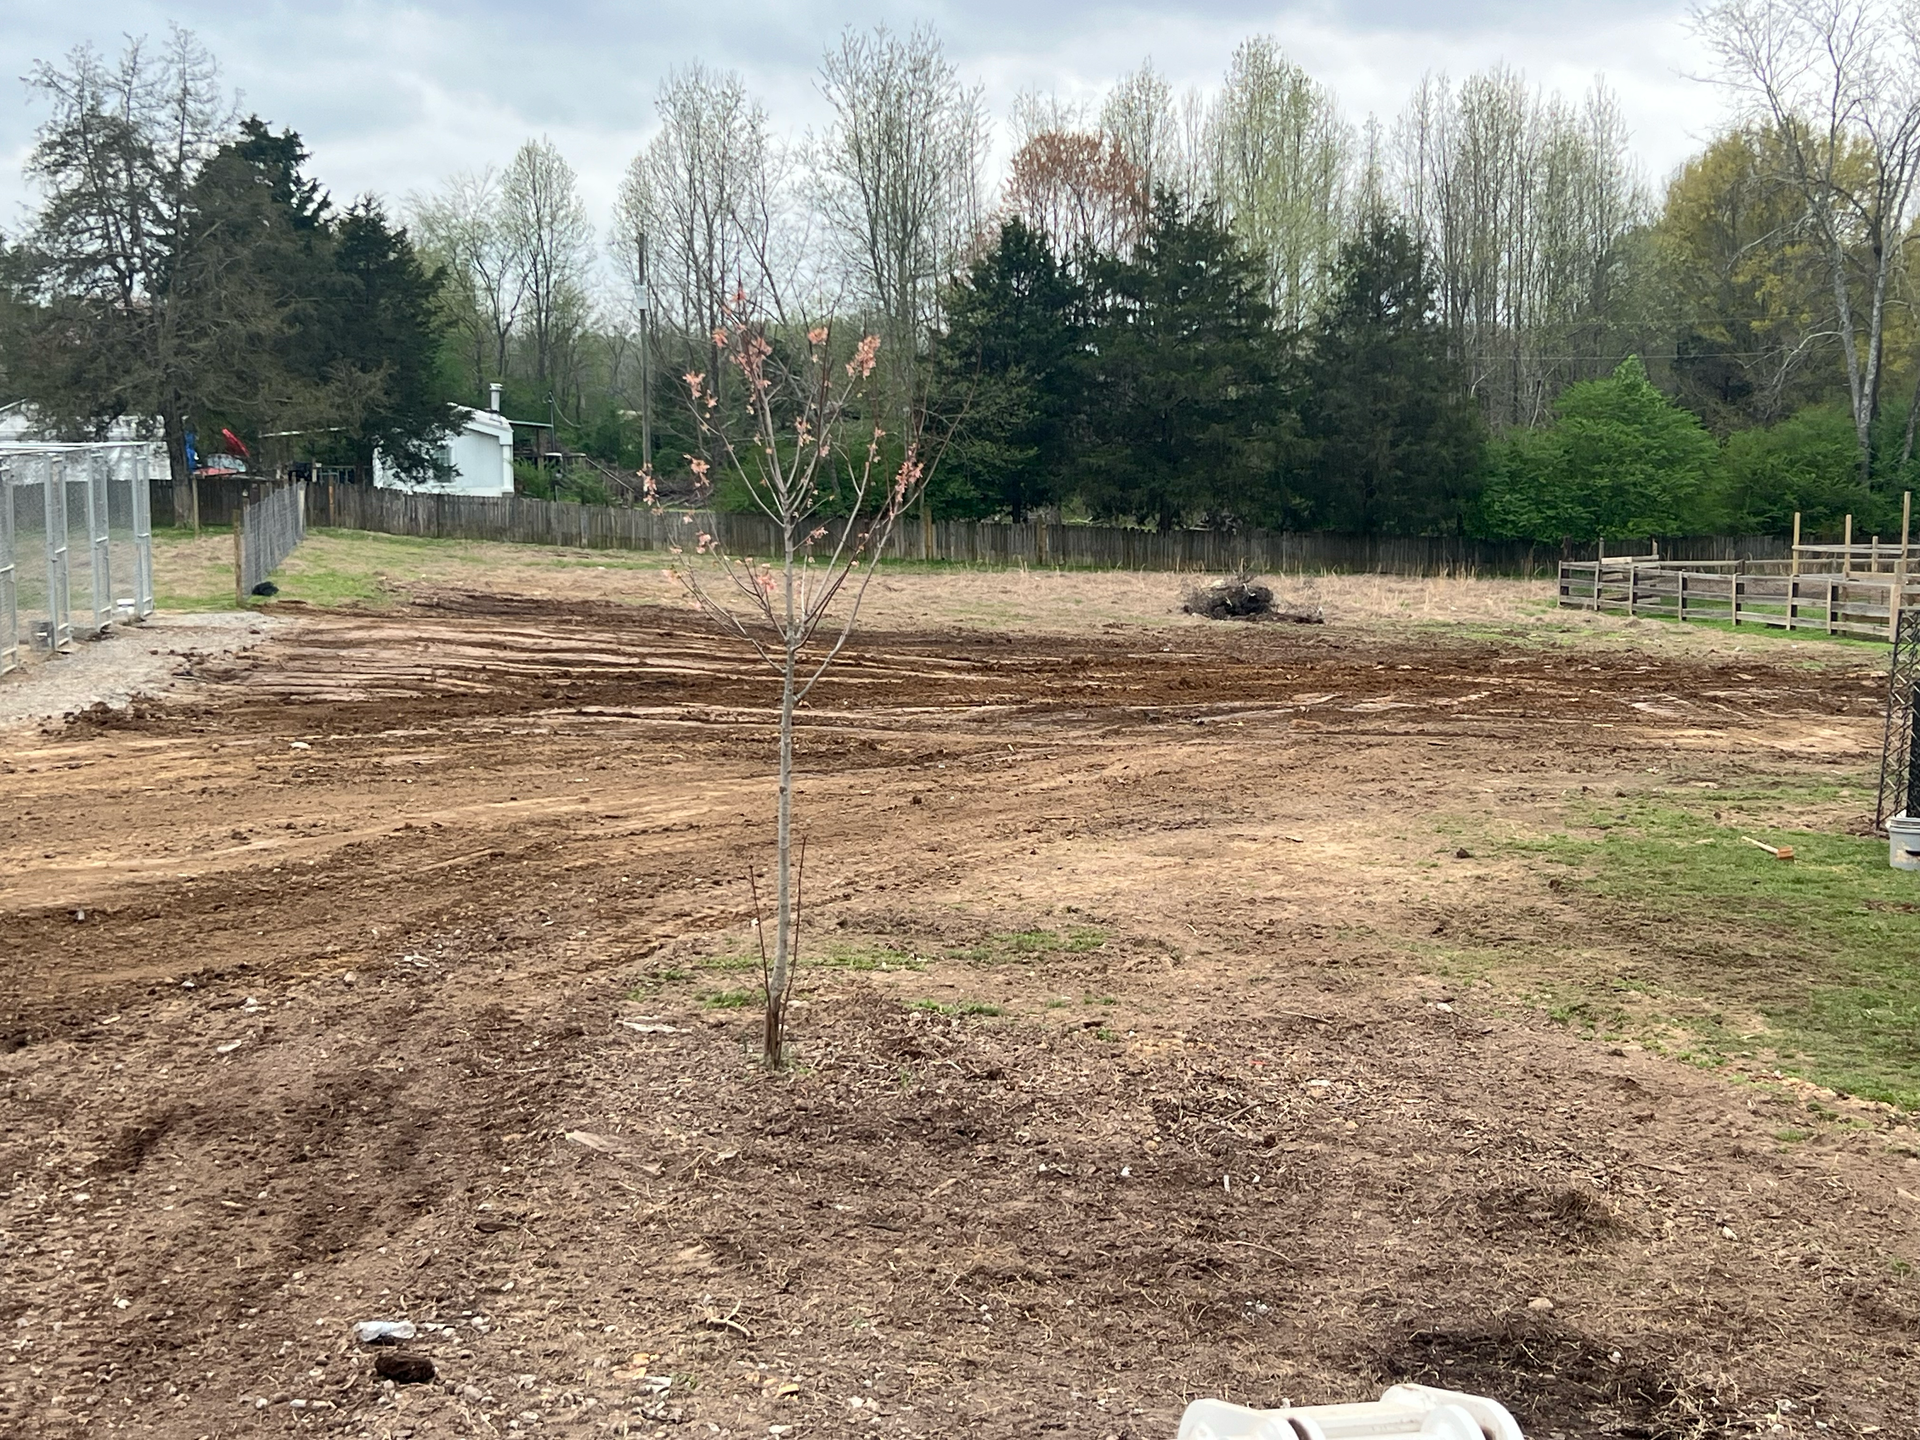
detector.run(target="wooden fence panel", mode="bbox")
[1561,559,1919,640]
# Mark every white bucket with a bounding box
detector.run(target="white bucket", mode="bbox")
[1891,813,1920,871]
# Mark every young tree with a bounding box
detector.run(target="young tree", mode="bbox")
[672,312,935,1065]
[932,217,1084,519]
[1697,0,1920,484]
[1297,217,1485,533]
[1078,191,1290,530]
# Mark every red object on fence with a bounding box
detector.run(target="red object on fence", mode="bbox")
[221,427,250,458]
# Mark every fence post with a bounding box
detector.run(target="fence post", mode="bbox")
[1678,571,1688,623]
[1790,511,1801,579]
[1844,513,1854,578]
[1732,561,1742,626]
[1892,491,1912,641]
[233,491,247,605]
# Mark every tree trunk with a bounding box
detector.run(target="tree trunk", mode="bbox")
[766,519,799,1067]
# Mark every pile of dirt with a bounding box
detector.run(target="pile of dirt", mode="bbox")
[1182,570,1321,623]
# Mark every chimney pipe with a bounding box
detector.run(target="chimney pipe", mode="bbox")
[488,382,503,414]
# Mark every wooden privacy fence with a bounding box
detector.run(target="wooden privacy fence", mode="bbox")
[247,481,1795,578]
[1559,556,1920,640]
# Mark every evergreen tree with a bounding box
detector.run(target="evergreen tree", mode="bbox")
[320,201,458,481]
[1295,217,1485,533]
[931,218,1083,520]
[1079,190,1290,530]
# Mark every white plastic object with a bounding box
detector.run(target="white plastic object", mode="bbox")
[1178,1384,1525,1440]
[352,1320,417,1344]
[1889,813,1920,871]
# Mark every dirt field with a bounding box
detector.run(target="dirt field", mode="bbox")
[3,572,1918,1440]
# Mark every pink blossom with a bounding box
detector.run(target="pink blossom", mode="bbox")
[684,371,705,399]
[807,325,829,346]
[846,334,880,379]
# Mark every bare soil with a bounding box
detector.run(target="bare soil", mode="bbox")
[2,588,1916,1440]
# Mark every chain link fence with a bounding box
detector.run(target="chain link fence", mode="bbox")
[235,481,307,599]
[1877,610,1920,831]
[0,442,157,676]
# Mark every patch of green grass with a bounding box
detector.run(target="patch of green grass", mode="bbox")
[1092,1026,1121,1042]
[1083,993,1119,1006]
[812,942,925,972]
[697,941,924,974]
[953,926,1106,965]
[698,988,757,1009]
[1505,782,1920,1107]
[907,998,1005,1017]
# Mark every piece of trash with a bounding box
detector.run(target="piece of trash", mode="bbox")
[215,1040,244,1055]
[1741,836,1795,861]
[354,1320,417,1345]
[619,1020,680,1034]
[289,740,310,750]
[374,1351,435,1384]
[565,1130,626,1153]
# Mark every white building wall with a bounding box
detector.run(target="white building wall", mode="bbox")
[374,408,514,496]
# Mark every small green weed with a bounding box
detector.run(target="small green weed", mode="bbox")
[954,926,1106,964]
[908,998,1005,1017]
[699,989,757,1009]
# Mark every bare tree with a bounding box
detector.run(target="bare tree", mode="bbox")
[1004,130,1147,256]
[1100,60,1210,206]
[24,27,237,478]
[1205,36,1352,332]
[502,138,593,401]
[613,65,791,465]
[816,23,988,422]
[411,168,528,401]
[671,313,936,1065]
[1393,68,1647,426]
[1696,0,1920,481]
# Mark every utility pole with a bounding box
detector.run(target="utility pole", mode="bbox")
[637,231,653,476]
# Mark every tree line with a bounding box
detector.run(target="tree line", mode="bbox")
[8,5,1920,540]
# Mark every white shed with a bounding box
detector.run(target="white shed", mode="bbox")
[374,402,514,496]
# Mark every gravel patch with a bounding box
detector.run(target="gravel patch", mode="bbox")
[0,611,281,734]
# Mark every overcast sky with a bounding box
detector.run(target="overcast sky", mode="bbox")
[1,0,1731,241]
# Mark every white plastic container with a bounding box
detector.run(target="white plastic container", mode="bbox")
[1891,813,1920,871]
[1178,1384,1525,1440]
